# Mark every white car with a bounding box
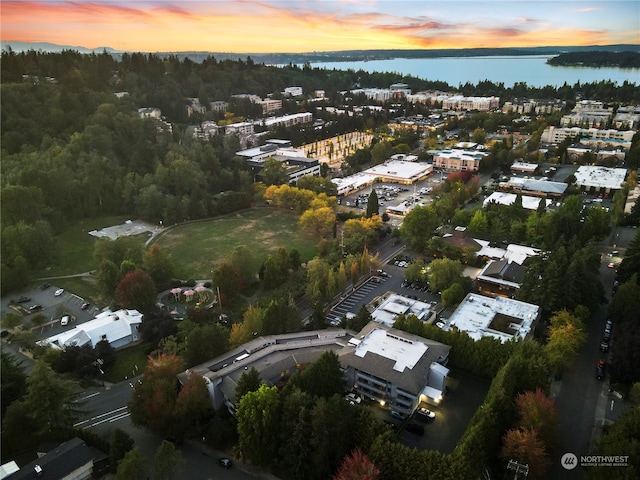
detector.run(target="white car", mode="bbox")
[416,408,436,420]
[60,315,69,326]
[54,288,64,296]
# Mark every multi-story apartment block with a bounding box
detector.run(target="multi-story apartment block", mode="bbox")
[259,98,282,114]
[443,95,500,112]
[541,126,635,149]
[560,100,614,128]
[502,98,566,114]
[613,105,640,130]
[431,148,488,172]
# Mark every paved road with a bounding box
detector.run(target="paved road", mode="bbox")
[75,377,278,480]
[547,228,635,479]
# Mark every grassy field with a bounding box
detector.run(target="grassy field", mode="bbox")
[104,342,154,383]
[37,215,148,277]
[154,208,318,278]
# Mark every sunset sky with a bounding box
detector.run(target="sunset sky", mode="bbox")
[2,0,639,53]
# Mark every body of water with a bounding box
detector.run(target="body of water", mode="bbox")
[305,55,639,88]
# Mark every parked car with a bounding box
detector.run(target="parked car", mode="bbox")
[345,393,362,405]
[60,316,70,326]
[29,304,43,312]
[54,288,65,296]
[600,340,610,353]
[40,283,51,290]
[16,296,31,303]
[596,360,606,380]
[218,458,232,469]
[80,302,90,310]
[415,407,436,421]
[390,410,406,420]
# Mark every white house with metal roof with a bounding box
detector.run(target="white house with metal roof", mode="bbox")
[38,309,143,350]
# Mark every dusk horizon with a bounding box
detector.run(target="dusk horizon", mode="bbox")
[2,1,638,54]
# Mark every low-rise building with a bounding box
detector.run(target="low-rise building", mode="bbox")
[370,294,436,327]
[38,309,143,350]
[540,126,635,148]
[573,166,628,193]
[7,438,95,480]
[484,192,553,210]
[446,293,540,342]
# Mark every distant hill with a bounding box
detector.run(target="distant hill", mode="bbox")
[1,41,120,54]
[547,51,640,68]
[2,41,638,65]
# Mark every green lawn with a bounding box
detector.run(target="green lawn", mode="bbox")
[154,208,317,278]
[37,215,147,277]
[104,342,153,384]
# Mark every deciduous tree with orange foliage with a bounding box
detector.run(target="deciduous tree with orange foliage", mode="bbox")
[332,448,381,480]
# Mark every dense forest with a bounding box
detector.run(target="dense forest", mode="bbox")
[547,50,640,68]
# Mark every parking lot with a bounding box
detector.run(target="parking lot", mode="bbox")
[395,369,490,453]
[2,283,101,338]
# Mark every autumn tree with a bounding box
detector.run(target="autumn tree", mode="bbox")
[299,206,336,238]
[544,309,586,376]
[500,428,551,480]
[333,448,381,480]
[515,389,558,451]
[115,269,157,312]
[129,354,183,437]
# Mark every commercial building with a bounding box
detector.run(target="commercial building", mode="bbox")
[431,148,488,172]
[445,293,540,342]
[370,294,436,328]
[499,178,569,198]
[38,309,143,350]
[573,166,628,193]
[510,162,539,175]
[484,192,553,210]
[361,160,433,184]
[340,322,450,413]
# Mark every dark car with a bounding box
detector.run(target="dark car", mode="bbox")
[16,296,31,303]
[596,360,606,380]
[218,458,232,469]
[40,283,51,290]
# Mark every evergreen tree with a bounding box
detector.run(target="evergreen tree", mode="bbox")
[366,189,379,218]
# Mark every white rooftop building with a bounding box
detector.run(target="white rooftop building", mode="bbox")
[574,166,628,192]
[370,294,436,327]
[38,309,143,350]
[361,160,433,184]
[484,192,552,210]
[446,293,540,342]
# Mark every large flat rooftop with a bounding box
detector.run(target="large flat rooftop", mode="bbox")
[447,293,539,342]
